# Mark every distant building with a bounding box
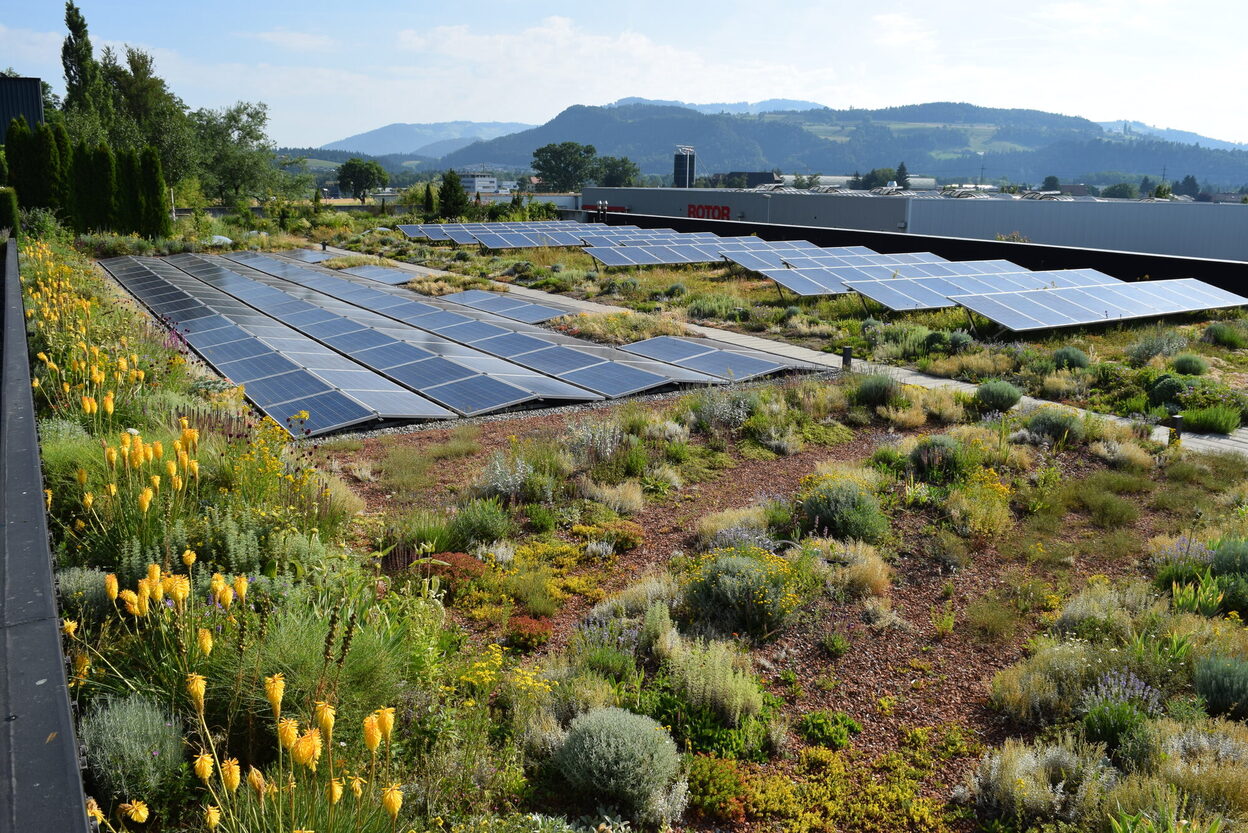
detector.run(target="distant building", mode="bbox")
[1058,184,1090,196]
[673,146,696,188]
[780,174,938,190]
[460,173,498,194]
[0,76,44,143]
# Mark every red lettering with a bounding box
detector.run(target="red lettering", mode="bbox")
[687,204,731,220]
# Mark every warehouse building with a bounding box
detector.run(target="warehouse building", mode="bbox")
[580,186,1248,262]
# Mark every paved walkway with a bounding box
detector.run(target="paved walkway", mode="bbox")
[323,246,1248,457]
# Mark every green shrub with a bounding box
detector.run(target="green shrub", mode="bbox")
[666,639,765,726]
[388,508,454,555]
[1053,346,1091,369]
[449,498,514,549]
[682,547,802,638]
[526,503,556,533]
[686,755,746,822]
[908,435,966,483]
[1171,353,1209,375]
[554,707,684,824]
[79,695,183,800]
[56,566,111,624]
[1203,321,1247,349]
[1193,657,1248,720]
[1181,405,1240,434]
[976,379,1023,411]
[948,331,974,352]
[800,480,887,543]
[818,629,851,662]
[686,293,745,321]
[1212,538,1248,576]
[1149,374,1188,407]
[0,187,18,237]
[795,710,861,749]
[1083,700,1148,755]
[854,374,899,407]
[1027,407,1086,444]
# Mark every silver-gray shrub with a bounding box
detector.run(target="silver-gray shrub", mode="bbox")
[56,566,111,624]
[1126,330,1189,365]
[688,389,758,432]
[79,695,183,799]
[478,452,536,503]
[970,734,1116,825]
[704,524,779,553]
[566,419,624,467]
[554,707,684,825]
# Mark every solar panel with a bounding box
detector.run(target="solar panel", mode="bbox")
[560,363,670,397]
[242,370,335,406]
[423,375,534,415]
[680,351,785,380]
[517,346,603,374]
[341,265,413,285]
[284,249,335,264]
[216,352,302,382]
[445,229,480,245]
[396,224,427,239]
[474,332,552,356]
[584,247,639,267]
[504,303,565,324]
[621,336,716,363]
[264,391,376,436]
[387,357,477,388]
[620,336,795,381]
[760,269,842,296]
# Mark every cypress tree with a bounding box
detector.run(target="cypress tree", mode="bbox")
[0,187,18,238]
[69,140,91,233]
[438,170,468,219]
[422,181,434,214]
[88,143,116,231]
[0,149,8,187]
[114,149,140,234]
[5,117,33,208]
[52,122,73,213]
[138,146,170,238]
[33,123,62,211]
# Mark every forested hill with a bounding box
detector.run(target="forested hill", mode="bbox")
[433,101,1248,187]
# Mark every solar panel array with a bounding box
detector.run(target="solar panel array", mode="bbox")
[439,289,567,324]
[101,250,812,436]
[397,221,597,248]
[340,264,414,285]
[951,279,1248,332]
[284,248,336,264]
[845,269,1124,311]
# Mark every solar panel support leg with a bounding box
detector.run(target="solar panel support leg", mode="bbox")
[841,345,853,370]
[1171,414,1183,442]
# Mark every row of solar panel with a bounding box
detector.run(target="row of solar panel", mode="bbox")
[219,253,708,398]
[620,336,789,380]
[99,258,450,434]
[846,270,1123,311]
[953,279,1248,332]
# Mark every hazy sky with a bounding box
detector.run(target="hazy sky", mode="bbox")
[4,0,1246,148]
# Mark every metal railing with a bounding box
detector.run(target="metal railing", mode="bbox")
[0,238,90,832]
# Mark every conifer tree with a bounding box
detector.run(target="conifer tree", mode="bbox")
[69,140,91,232]
[88,143,116,231]
[5,118,33,208]
[114,149,140,233]
[0,187,18,237]
[0,148,7,187]
[52,122,73,211]
[896,161,910,189]
[423,181,434,214]
[139,146,171,238]
[33,123,63,211]
[438,170,468,219]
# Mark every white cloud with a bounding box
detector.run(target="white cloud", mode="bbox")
[870,13,936,49]
[240,29,334,51]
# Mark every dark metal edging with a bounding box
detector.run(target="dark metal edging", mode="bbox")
[0,239,91,833]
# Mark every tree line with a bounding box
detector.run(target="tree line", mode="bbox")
[0,2,303,237]
[4,115,170,236]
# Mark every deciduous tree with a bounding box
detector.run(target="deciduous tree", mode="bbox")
[337,157,388,203]
[532,142,597,191]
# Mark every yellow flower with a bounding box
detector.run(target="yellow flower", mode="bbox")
[120,800,149,822]
[181,548,196,567]
[103,392,114,416]
[146,563,161,587]
[165,460,177,477]
[105,447,117,467]
[61,619,78,638]
[376,706,395,744]
[75,468,88,486]
[210,573,225,593]
[264,673,285,718]
[168,575,189,607]
[197,628,213,656]
[247,766,266,797]
[194,751,214,783]
[382,782,403,820]
[215,584,234,609]
[349,774,366,799]
[44,489,52,511]
[85,797,104,822]
[328,777,344,804]
[186,672,207,713]
[107,482,117,496]
[277,717,299,750]
[315,700,336,740]
[232,574,248,603]
[362,714,381,751]
[221,758,240,793]
[118,589,140,615]
[203,804,221,829]
[149,474,160,492]
[137,487,153,513]
[82,492,94,511]
[291,727,322,771]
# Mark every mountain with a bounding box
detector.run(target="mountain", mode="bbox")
[610,96,826,114]
[437,101,1248,187]
[322,121,534,156]
[1097,120,1248,152]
